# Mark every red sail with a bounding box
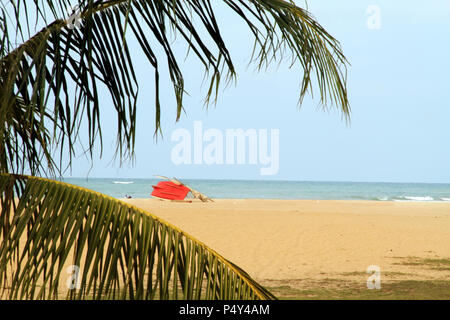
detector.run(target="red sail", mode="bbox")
[151,181,190,200]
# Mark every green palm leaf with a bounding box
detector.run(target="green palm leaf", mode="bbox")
[0,0,349,176]
[0,173,276,299]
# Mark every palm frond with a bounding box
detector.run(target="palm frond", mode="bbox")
[0,0,349,176]
[0,173,275,300]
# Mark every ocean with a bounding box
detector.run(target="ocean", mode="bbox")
[61,178,450,202]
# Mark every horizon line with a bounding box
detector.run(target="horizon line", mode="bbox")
[60,176,450,185]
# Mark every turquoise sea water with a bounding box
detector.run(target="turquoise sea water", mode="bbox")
[61,178,450,202]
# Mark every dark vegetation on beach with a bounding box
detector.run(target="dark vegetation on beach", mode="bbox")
[267,280,450,300]
[266,257,450,300]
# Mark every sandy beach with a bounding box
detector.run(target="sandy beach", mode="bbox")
[124,198,450,289]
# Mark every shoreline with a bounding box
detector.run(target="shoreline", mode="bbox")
[120,197,450,203]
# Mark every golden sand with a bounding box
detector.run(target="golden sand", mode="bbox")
[124,199,450,285]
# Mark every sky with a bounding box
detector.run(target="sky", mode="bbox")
[61,0,450,183]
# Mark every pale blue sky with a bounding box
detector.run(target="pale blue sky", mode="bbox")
[64,0,450,183]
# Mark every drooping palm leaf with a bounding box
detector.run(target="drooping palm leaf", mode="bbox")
[0,0,349,176]
[0,173,276,299]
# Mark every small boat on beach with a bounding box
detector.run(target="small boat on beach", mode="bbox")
[151,176,214,202]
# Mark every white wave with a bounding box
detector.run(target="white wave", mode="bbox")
[113,181,134,184]
[440,198,450,201]
[402,196,434,201]
[377,196,389,201]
